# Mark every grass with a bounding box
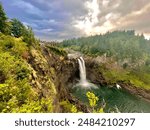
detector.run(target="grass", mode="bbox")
[99,64,150,90]
[46,45,67,56]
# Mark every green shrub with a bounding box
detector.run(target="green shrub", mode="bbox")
[14,98,53,113]
[60,100,77,113]
[86,91,104,113]
[0,34,28,57]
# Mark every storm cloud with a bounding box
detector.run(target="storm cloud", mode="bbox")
[1,0,150,40]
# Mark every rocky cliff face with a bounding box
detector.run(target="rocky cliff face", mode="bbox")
[41,46,90,112]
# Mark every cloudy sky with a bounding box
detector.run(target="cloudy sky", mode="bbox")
[1,0,150,41]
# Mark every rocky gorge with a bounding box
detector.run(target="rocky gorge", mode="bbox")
[41,44,150,112]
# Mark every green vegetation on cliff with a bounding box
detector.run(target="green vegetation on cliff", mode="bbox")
[0,3,57,112]
[0,33,57,112]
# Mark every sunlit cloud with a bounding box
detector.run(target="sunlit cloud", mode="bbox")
[74,0,150,39]
[74,0,120,35]
[143,33,150,40]
[115,3,150,27]
[74,0,100,35]
[102,0,110,7]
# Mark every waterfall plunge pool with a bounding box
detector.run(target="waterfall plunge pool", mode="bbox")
[72,86,150,113]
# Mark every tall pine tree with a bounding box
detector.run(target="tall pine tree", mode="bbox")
[11,18,25,38]
[0,3,7,33]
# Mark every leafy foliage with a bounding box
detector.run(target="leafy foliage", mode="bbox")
[86,91,99,107]
[86,91,104,113]
[13,98,53,113]
[0,31,55,113]
[22,26,35,45]
[10,18,36,45]
[60,100,78,113]
[11,19,25,38]
[0,50,32,112]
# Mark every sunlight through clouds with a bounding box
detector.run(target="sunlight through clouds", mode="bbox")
[74,0,100,35]
[74,0,150,39]
[74,0,118,35]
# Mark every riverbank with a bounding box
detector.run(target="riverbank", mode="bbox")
[119,82,150,103]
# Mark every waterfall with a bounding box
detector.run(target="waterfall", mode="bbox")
[75,57,97,89]
[78,57,86,83]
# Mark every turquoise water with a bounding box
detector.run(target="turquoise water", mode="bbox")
[72,86,150,113]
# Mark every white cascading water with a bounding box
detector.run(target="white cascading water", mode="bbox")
[78,57,86,83]
[76,57,97,89]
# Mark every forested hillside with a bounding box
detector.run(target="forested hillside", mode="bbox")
[62,31,150,63]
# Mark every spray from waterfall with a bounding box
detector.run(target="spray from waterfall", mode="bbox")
[75,57,97,89]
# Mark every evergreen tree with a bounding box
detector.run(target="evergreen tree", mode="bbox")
[23,26,35,45]
[11,18,25,38]
[0,3,7,33]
